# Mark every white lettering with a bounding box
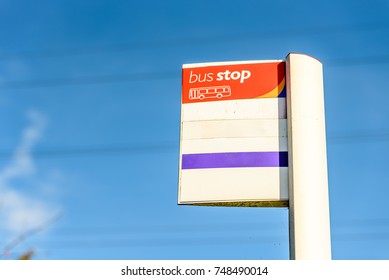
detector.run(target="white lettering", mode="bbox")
[189,71,214,83]
[216,70,251,83]
[240,70,251,83]
[190,70,251,84]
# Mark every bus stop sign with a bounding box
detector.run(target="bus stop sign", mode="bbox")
[178,60,288,207]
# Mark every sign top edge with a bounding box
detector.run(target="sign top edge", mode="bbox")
[182,59,284,68]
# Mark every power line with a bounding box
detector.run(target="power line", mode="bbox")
[0,143,176,159]
[0,129,386,160]
[2,219,388,257]
[1,235,288,253]
[0,54,388,91]
[1,218,387,238]
[4,231,388,252]
[40,222,287,237]
[0,70,179,90]
[326,54,389,66]
[0,21,388,60]
[9,217,389,233]
[327,130,389,143]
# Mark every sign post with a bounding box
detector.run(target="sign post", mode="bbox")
[178,53,331,259]
[286,53,332,259]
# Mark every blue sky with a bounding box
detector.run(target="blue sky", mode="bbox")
[0,0,388,260]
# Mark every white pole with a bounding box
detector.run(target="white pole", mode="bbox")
[286,53,332,260]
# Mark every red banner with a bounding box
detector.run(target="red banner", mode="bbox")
[182,61,285,104]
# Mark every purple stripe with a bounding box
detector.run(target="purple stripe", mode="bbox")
[182,152,288,169]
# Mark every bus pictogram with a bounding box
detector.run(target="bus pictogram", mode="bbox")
[189,86,232,101]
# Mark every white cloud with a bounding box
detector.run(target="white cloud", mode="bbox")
[0,111,46,186]
[0,189,52,233]
[0,110,60,237]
